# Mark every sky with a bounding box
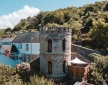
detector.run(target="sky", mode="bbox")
[0,0,105,29]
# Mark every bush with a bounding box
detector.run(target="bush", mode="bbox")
[0,63,21,85]
[88,53,108,85]
[16,62,30,73]
[0,63,54,85]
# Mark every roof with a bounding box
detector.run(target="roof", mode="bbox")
[12,32,39,43]
[0,54,17,67]
[69,57,88,64]
[2,45,12,53]
[11,45,19,53]
[0,38,14,42]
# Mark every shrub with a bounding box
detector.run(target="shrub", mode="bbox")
[0,63,54,85]
[88,53,108,85]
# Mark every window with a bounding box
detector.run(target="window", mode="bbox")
[48,61,52,74]
[26,44,29,51]
[18,56,22,60]
[17,56,18,60]
[18,43,22,49]
[48,39,52,52]
[62,39,65,51]
[3,42,11,45]
[3,42,6,45]
[63,60,66,73]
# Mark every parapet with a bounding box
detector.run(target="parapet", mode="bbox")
[39,27,72,33]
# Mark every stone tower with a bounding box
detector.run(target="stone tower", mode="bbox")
[39,27,72,78]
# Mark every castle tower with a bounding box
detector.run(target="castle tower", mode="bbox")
[39,27,72,78]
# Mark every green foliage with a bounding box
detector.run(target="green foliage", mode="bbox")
[0,63,54,85]
[4,27,12,33]
[72,34,77,40]
[29,75,54,85]
[13,19,29,32]
[85,45,92,49]
[0,63,20,85]
[90,18,108,49]
[0,29,5,38]
[88,53,108,85]
[46,23,60,27]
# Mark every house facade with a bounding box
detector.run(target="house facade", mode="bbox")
[11,32,40,63]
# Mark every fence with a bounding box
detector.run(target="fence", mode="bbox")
[68,64,90,82]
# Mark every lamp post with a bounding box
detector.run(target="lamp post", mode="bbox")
[31,38,33,61]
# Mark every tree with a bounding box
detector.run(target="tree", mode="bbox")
[90,18,108,49]
[88,53,108,85]
[4,27,12,33]
[0,29,5,38]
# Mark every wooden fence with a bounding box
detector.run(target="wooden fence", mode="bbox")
[68,65,90,82]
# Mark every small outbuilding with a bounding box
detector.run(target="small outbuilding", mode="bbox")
[68,57,90,82]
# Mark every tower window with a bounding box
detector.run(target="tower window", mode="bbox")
[63,60,66,73]
[48,39,52,52]
[62,39,65,51]
[48,61,52,74]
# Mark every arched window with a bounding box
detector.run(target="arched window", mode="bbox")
[62,39,65,51]
[48,61,52,74]
[48,39,52,52]
[63,60,66,73]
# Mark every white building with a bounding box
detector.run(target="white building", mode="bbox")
[11,32,40,63]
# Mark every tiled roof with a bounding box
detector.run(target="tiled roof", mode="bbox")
[12,32,39,43]
[0,38,14,42]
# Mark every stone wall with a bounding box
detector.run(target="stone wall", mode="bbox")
[40,54,71,77]
[71,44,100,60]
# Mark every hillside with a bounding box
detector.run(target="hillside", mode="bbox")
[1,1,108,50]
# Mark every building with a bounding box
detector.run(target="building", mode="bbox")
[11,32,40,63]
[39,27,72,78]
[0,38,14,45]
[0,38,14,57]
[0,45,12,57]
